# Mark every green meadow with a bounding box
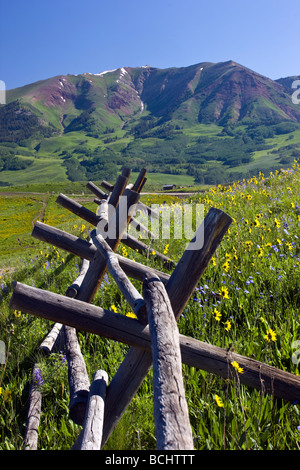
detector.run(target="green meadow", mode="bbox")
[0,162,300,450]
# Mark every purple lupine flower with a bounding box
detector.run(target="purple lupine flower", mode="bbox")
[34,367,44,387]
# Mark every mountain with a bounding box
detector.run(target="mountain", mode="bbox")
[1,60,300,187]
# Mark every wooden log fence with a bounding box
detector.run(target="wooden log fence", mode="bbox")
[9,167,300,451]
[79,369,108,450]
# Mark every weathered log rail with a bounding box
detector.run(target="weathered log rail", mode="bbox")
[9,167,300,451]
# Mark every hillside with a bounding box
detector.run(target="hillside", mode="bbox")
[1,61,300,187]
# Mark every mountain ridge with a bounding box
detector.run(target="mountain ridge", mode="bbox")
[1,60,300,187]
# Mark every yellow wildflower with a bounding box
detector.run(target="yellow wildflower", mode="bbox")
[274,218,281,228]
[219,286,229,300]
[264,328,277,343]
[126,312,138,319]
[111,305,118,313]
[163,244,169,255]
[224,320,231,331]
[3,389,12,401]
[231,361,244,374]
[14,310,21,318]
[222,261,230,272]
[213,308,222,321]
[215,394,224,407]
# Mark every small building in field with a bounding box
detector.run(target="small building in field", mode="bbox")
[163,184,176,191]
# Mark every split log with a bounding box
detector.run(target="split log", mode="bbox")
[31,221,170,284]
[39,322,64,356]
[143,273,194,450]
[86,181,108,200]
[132,168,147,192]
[66,257,90,298]
[65,258,91,425]
[101,180,114,192]
[79,370,108,450]
[56,193,99,226]
[107,173,130,209]
[23,366,43,450]
[96,199,109,225]
[10,282,300,405]
[100,207,233,446]
[91,230,147,324]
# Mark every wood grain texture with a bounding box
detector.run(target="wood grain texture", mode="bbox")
[144,273,194,450]
[79,370,108,450]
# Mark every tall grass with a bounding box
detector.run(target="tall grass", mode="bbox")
[0,162,300,450]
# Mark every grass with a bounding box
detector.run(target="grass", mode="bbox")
[0,162,300,450]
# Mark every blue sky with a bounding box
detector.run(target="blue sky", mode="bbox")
[1,0,300,90]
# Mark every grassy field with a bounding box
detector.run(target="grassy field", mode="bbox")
[0,163,300,450]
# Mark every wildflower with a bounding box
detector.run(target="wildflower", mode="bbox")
[3,389,12,401]
[264,328,277,343]
[231,361,244,374]
[163,244,169,255]
[222,261,230,272]
[257,247,264,258]
[224,320,231,331]
[253,219,260,227]
[111,305,118,313]
[126,312,138,319]
[274,218,281,228]
[213,308,222,321]
[13,310,21,318]
[152,250,156,256]
[215,394,224,407]
[219,286,229,300]
[211,257,217,266]
[34,368,44,387]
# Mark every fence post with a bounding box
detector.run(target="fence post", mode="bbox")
[79,370,108,450]
[143,272,194,450]
[23,366,43,450]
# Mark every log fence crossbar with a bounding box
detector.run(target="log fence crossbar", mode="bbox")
[9,167,300,451]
